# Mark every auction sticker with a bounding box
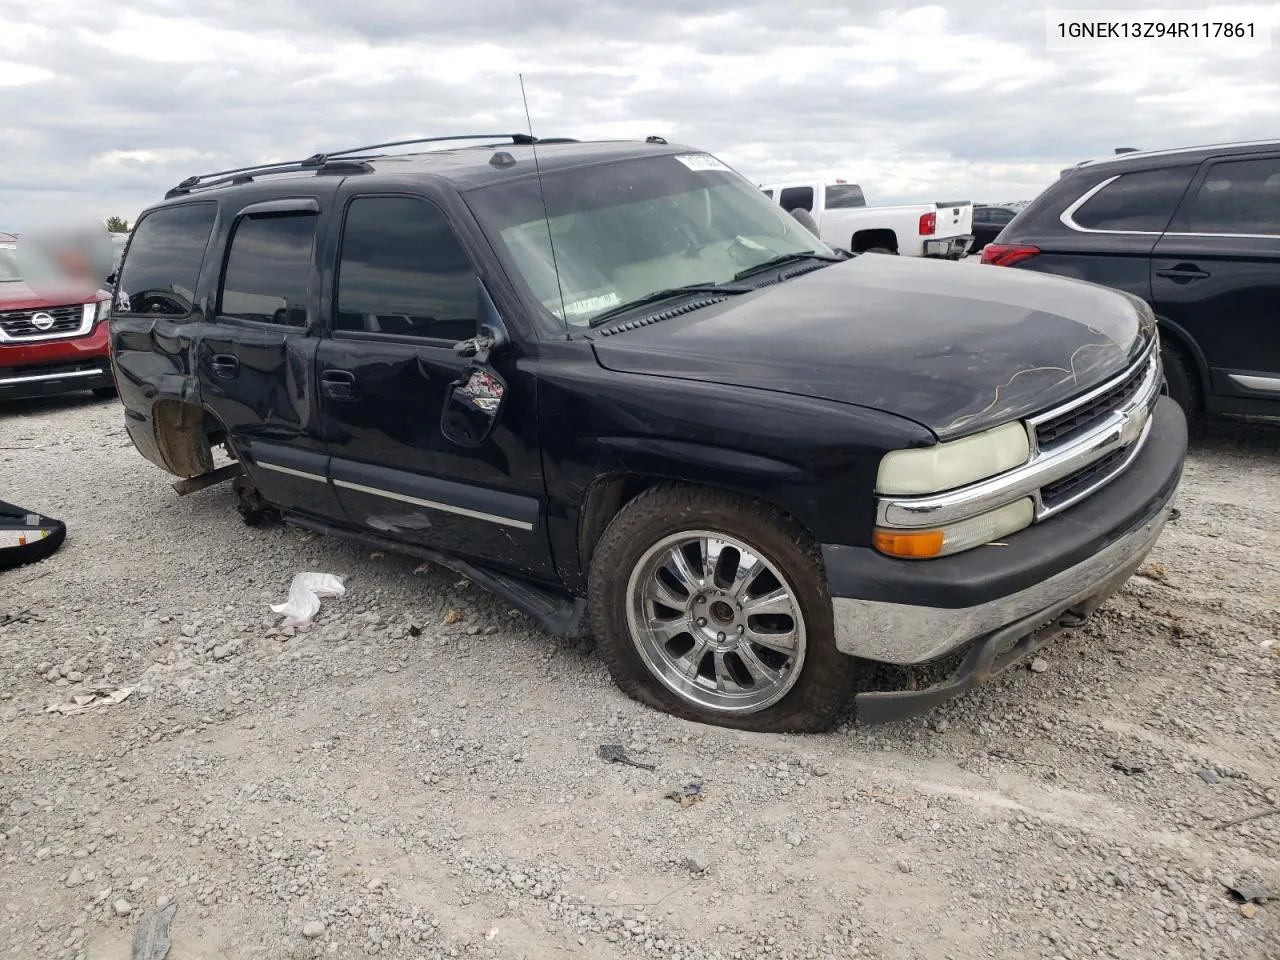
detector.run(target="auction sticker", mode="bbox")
[674,154,731,173]
[562,292,621,317]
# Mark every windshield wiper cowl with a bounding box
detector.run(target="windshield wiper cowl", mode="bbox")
[732,251,844,283]
[587,282,751,328]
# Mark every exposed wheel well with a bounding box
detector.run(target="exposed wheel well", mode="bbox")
[151,399,231,477]
[850,229,898,254]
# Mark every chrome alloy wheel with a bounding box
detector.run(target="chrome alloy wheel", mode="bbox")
[624,530,807,714]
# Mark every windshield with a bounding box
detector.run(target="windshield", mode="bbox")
[0,243,19,282]
[465,153,834,328]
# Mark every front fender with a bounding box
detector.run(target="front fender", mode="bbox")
[536,356,934,591]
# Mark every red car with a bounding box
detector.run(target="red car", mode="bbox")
[0,232,115,401]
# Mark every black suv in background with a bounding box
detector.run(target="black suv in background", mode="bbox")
[982,140,1280,418]
[109,134,1186,732]
[970,204,1021,253]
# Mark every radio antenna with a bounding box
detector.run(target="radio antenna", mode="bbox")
[519,74,569,334]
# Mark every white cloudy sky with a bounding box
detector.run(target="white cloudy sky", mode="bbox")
[1,1,1278,229]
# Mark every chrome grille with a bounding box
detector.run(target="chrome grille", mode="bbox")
[1040,446,1129,509]
[1034,354,1149,449]
[876,341,1163,533]
[0,304,84,339]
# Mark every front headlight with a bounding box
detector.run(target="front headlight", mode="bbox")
[83,299,110,326]
[875,421,1030,495]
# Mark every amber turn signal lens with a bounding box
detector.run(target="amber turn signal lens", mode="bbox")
[873,528,945,559]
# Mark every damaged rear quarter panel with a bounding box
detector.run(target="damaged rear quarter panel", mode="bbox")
[110,314,207,475]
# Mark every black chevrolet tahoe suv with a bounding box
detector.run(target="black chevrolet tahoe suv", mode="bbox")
[110,134,1188,732]
[982,139,1280,420]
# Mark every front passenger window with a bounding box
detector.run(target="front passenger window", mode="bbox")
[335,196,478,343]
[1178,157,1280,237]
[219,212,317,327]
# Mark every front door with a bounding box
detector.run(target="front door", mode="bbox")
[197,197,343,519]
[1151,153,1280,401]
[315,191,552,578]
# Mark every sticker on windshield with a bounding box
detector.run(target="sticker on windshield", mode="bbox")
[674,154,731,173]
[0,243,15,250]
[561,292,621,317]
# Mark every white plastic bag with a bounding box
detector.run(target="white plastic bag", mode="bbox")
[271,572,346,628]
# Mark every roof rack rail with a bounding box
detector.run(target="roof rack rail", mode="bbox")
[302,132,580,165]
[164,133,579,199]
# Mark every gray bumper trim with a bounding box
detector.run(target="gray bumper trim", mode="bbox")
[832,504,1170,664]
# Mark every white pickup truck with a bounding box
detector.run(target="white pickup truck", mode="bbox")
[758,180,974,259]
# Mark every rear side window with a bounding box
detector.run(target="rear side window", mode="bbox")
[218,213,318,327]
[778,186,814,213]
[334,196,478,343]
[1070,166,1196,232]
[115,203,216,316]
[1177,157,1280,236]
[825,184,866,209]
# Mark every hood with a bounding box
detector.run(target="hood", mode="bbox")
[0,279,106,310]
[590,254,1154,440]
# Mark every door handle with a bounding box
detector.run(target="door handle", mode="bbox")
[1155,264,1210,281]
[211,354,239,379]
[320,369,357,401]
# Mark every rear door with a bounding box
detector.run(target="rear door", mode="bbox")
[197,197,343,519]
[1151,153,1280,401]
[314,188,553,577]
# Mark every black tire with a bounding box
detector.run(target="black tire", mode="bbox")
[1160,339,1201,418]
[588,484,859,733]
[862,246,895,255]
[92,386,117,399]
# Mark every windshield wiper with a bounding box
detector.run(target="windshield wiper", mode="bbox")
[731,251,845,283]
[587,282,750,328]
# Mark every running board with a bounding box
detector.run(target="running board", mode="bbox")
[283,514,587,639]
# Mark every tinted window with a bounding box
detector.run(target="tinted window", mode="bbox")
[1178,157,1280,235]
[990,208,1016,224]
[219,213,317,326]
[825,184,866,209]
[335,197,477,342]
[778,186,814,213]
[1071,166,1196,232]
[115,203,216,316]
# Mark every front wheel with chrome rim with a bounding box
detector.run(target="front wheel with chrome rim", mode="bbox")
[589,485,859,733]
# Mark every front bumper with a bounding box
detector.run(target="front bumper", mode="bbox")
[923,235,973,258]
[0,323,113,400]
[821,394,1187,666]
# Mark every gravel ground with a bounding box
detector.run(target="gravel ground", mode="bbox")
[1,395,1277,960]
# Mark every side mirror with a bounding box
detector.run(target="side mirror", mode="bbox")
[443,278,511,447]
[441,366,507,447]
[453,278,510,363]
